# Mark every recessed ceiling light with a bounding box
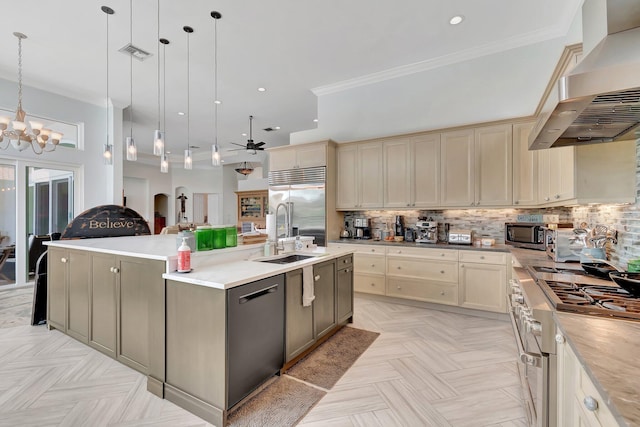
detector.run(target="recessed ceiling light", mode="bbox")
[313,119,318,123]
[214,100,221,105]
[257,87,266,92]
[449,15,464,25]
[241,133,247,137]
[178,111,185,116]
[274,126,280,130]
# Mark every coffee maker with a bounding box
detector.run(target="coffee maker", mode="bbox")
[415,221,438,243]
[353,217,371,239]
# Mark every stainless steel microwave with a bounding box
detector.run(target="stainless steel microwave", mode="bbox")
[505,223,546,250]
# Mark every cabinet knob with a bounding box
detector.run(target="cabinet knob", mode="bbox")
[314,275,320,281]
[440,270,445,274]
[545,197,550,201]
[406,204,410,207]
[371,264,376,267]
[514,201,519,205]
[440,253,445,257]
[343,259,348,263]
[397,250,402,254]
[60,257,68,263]
[583,396,598,412]
[371,249,376,252]
[440,291,445,295]
[412,203,415,207]
[111,267,120,274]
[397,285,401,290]
[397,266,401,270]
[344,268,350,273]
[555,194,560,199]
[480,256,485,259]
[460,264,464,268]
[555,334,565,344]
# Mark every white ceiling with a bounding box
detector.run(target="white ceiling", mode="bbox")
[0,0,584,165]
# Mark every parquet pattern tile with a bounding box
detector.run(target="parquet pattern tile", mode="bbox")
[299,296,527,427]
[0,287,526,426]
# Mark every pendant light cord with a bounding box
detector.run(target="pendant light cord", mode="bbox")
[186,29,190,152]
[214,16,218,145]
[106,10,110,146]
[129,0,133,138]
[17,36,23,111]
[157,0,161,131]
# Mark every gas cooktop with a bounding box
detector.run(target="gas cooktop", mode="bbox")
[528,266,640,322]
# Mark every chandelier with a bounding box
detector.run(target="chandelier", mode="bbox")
[235,161,254,176]
[0,32,63,154]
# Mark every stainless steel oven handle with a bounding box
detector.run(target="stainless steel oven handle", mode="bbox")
[507,298,543,368]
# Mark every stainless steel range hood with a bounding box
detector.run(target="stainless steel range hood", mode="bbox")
[529,0,640,150]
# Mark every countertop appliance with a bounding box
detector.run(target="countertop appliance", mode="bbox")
[544,228,584,262]
[448,229,472,245]
[530,0,640,149]
[269,166,327,246]
[353,217,371,240]
[505,222,546,250]
[227,274,284,409]
[415,221,438,243]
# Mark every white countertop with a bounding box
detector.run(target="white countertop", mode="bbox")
[45,234,265,261]
[163,246,355,290]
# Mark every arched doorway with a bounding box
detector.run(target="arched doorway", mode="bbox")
[153,193,169,234]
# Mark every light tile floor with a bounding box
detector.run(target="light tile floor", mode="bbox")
[0,287,526,426]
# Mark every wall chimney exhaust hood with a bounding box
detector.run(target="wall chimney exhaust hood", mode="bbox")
[529,0,640,150]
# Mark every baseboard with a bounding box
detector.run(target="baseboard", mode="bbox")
[164,383,225,427]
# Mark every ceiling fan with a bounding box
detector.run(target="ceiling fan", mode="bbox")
[229,115,266,154]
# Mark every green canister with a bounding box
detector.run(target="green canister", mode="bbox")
[195,225,213,251]
[212,227,226,249]
[225,225,238,247]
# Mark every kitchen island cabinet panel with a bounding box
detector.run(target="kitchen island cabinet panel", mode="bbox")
[47,247,68,332]
[285,269,315,362]
[336,255,353,324]
[165,279,226,424]
[117,256,165,372]
[313,259,337,339]
[90,253,117,358]
[67,250,91,343]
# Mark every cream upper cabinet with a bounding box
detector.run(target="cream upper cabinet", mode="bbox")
[336,142,383,209]
[269,142,326,171]
[512,122,538,206]
[441,125,511,207]
[474,124,513,207]
[441,129,475,206]
[383,135,440,208]
[538,146,575,204]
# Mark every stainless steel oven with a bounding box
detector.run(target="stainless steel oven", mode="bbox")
[508,267,556,427]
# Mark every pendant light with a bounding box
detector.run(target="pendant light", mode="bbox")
[125,0,137,161]
[210,11,222,167]
[183,25,193,170]
[159,38,170,173]
[153,0,165,156]
[102,6,114,165]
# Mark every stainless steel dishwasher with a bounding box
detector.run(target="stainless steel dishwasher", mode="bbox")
[227,274,285,409]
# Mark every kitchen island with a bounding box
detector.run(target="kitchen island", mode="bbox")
[45,235,355,426]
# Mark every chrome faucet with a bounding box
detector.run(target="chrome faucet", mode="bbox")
[275,202,291,239]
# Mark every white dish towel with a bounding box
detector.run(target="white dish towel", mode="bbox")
[302,265,315,307]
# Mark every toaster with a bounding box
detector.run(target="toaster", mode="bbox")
[448,229,472,245]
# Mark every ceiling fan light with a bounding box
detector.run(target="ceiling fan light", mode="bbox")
[12,121,26,132]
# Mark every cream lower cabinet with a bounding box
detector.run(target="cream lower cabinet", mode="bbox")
[557,331,619,427]
[386,247,458,305]
[352,245,386,295]
[458,251,508,313]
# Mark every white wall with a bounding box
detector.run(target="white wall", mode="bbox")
[0,77,124,210]
[123,161,172,232]
[170,166,224,225]
[222,165,239,225]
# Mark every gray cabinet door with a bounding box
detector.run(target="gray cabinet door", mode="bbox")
[313,259,336,339]
[67,250,90,343]
[285,269,314,362]
[47,247,67,331]
[336,257,353,324]
[117,256,165,373]
[90,253,117,358]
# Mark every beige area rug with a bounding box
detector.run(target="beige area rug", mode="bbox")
[227,326,379,426]
[286,326,380,389]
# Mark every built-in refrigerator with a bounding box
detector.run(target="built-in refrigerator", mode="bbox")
[268,166,327,246]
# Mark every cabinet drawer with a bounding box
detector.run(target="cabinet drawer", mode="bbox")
[354,254,385,275]
[355,245,386,255]
[354,274,385,295]
[337,255,353,269]
[459,250,507,265]
[575,364,617,427]
[386,246,458,261]
[387,258,457,283]
[386,277,457,305]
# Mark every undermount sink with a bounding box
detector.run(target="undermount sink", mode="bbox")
[258,254,316,264]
